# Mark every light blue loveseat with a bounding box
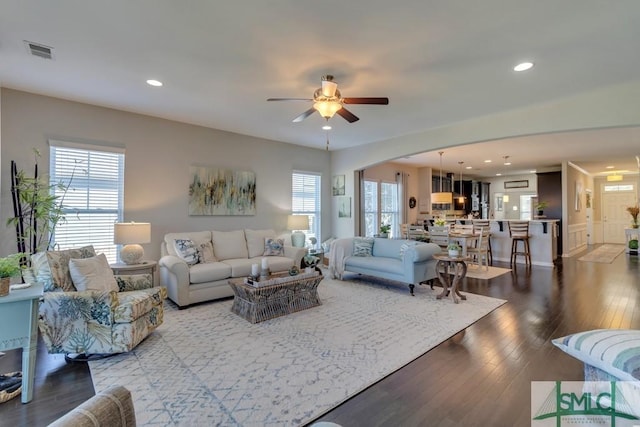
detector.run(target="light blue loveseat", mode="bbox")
[328,237,442,295]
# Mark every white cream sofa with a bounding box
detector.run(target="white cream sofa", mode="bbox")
[159,229,306,308]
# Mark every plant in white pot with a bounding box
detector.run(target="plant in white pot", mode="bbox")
[0,253,24,297]
[447,242,461,258]
[379,223,391,238]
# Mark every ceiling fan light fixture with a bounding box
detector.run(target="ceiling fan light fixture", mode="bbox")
[313,100,342,119]
[321,77,338,97]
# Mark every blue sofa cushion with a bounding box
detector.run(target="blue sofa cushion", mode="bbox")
[345,255,404,275]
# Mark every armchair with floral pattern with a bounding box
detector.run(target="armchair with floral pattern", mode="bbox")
[26,246,166,358]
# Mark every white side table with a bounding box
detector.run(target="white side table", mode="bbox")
[110,260,157,285]
[0,282,44,403]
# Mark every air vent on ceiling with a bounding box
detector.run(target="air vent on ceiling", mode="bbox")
[24,41,54,60]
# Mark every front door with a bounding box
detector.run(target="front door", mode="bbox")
[602,188,636,243]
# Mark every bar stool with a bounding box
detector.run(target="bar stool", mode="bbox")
[473,220,492,265]
[508,221,531,267]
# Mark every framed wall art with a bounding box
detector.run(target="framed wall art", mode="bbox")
[188,166,256,215]
[338,196,351,218]
[504,180,529,189]
[332,175,345,196]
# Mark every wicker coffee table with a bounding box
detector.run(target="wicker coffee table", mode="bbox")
[228,270,323,323]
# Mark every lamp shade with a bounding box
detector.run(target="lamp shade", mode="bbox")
[431,192,453,204]
[114,222,151,244]
[287,215,309,231]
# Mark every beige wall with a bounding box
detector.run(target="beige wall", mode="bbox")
[0,89,331,259]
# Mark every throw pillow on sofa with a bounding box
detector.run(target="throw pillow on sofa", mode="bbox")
[174,239,199,265]
[264,238,285,256]
[197,241,216,263]
[353,237,374,257]
[69,253,119,292]
[46,245,97,292]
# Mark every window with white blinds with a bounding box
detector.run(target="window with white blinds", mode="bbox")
[49,142,124,263]
[292,172,321,249]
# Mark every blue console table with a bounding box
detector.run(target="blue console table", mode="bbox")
[0,282,43,403]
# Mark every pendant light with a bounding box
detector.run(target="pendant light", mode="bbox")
[432,151,453,204]
[458,161,465,203]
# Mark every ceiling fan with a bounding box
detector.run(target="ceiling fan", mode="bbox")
[267,75,389,123]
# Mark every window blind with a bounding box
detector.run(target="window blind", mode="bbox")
[292,172,321,248]
[50,144,124,262]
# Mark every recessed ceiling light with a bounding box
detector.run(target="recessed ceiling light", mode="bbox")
[514,62,534,72]
[484,160,492,163]
[606,165,615,169]
[146,79,163,87]
[504,162,512,166]
[322,125,332,130]
[530,170,536,173]
[496,173,502,176]
[465,166,472,170]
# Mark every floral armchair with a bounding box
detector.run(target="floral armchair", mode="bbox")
[26,247,166,358]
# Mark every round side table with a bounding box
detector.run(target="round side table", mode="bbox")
[433,254,469,303]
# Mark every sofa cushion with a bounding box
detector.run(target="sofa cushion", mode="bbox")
[189,262,232,284]
[69,253,119,292]
[173,239,200,265]
[353,237,374,257]
[264,238,285,256]
[372,238,404,259]
[164,231,212,257]
[552,329,640,382]
[222,258,255,277]
[245,229,276,258]
[46,245,97,292]
[212,230,248,261]
[345,255,404,275]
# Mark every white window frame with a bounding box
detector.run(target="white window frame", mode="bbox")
[364,179,400,237]
[292,171,321,249]
[49,140,125,263]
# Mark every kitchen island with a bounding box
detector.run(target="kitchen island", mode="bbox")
[468,219,559,267]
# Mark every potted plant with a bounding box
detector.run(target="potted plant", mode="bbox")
[0,253,24,297]
[379,223,391,238]
[434,218,447,227]
[447,243,461,258]
[535,201,549,216]
[627,205,639,228]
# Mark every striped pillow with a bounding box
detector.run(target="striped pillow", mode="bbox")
[552,329,640,382]
[353,237,374,257]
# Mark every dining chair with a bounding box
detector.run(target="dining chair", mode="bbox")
[467,227,490,271]
[473,220,492,265]
[427,225,450,251]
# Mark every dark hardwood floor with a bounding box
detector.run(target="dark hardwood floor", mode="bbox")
[1,246,638,426]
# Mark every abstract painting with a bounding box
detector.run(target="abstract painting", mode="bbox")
[189,166,256,215]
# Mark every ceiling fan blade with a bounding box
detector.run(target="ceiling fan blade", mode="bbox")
[343,97,389,105]
[292,108,317,123]
[267,98,313,101]
[336,107,359,123]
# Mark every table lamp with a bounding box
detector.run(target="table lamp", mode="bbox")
[114,222,151,264]
[287,215,309,248]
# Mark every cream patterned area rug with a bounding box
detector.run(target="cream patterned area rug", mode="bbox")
[465,265,512,280]
[578,244,626,263]
[90,275,506,426]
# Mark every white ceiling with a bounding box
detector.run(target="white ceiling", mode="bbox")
[1,1,639,177]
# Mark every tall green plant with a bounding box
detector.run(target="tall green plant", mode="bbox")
[7,149,80,256]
